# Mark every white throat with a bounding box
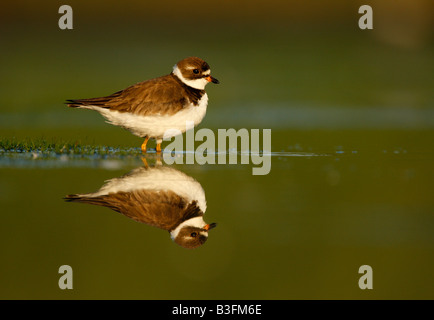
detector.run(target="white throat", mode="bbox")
[172,65,209,90]
[170,216,206,240]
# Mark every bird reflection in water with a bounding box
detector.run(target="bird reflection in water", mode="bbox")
[64,159,217,249]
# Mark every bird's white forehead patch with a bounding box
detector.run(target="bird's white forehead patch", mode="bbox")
[202,69,211,75]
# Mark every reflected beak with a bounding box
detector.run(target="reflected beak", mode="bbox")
[205,76,220,84]
[203,223,217,231]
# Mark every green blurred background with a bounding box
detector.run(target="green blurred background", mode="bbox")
[1,0,434,299]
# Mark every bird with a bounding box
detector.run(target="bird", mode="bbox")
[65,57,219,153]
[64,164,217,249]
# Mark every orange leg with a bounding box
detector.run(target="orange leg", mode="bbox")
[141,136,149,153]
[156,143,162,153]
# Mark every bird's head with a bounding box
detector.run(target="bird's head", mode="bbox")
[172,57,219,90]
[172,222,217,249]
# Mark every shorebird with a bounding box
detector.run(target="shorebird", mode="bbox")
[64,165,217,249]
[66,57,219,153]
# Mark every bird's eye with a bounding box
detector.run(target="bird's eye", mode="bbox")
[191,232,197,237]
[193,69,199,74]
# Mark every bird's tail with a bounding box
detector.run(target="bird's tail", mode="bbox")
[65,90,123,108]
[64,194,102,205]
[64,194,87,202]
[65,99,86,108]
[64,194,121,213]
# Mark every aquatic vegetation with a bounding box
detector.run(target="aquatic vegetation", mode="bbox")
[0,138,143,157]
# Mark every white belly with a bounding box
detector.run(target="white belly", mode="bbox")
[90,94,208,140]
[83,166,207,213]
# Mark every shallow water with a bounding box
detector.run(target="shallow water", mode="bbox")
[1,131,433,299]
[1,9,434,298]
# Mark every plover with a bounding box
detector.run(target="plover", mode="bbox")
[66,57,219,153]
[64,165,217,249]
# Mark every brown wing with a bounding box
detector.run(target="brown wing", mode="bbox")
[64,189,203,231]
[66,75,188,116]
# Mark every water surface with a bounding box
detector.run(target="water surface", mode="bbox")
[1,132,433,299]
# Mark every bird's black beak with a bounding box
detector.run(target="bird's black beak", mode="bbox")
[203,223,217,231]
[206,76,220,84]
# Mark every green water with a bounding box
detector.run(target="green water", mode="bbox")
[1,5,434,299]
[1,132,433,299]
